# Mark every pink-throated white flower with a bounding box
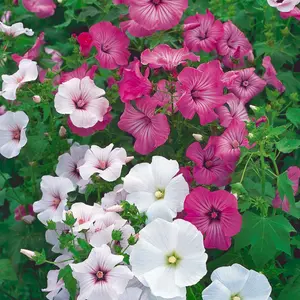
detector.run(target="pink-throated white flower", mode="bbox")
[0,21,34,37]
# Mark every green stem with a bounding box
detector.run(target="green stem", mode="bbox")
[271,157,279,176]
[260,143,266,196]
[239,153,254,183]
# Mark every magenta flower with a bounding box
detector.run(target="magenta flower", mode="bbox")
[262,56,285,93]
[113,0,130,4]
[184,10,223,53]
[184,186,242,250]
[89,21,130,70]
[178,166,193,186]
[227,68,266,103]
[141,44,199,71]
[23,0,56,18]
[12,32,45,64]
[177,61,231,125]
[118,98,170,155]
[120,19,156,37]
[77,32,93,57]
[129,0,188,31]
[118,59,152,103]
[214,120,250,166]
[215,94,249,128]
[186,141,231,187]
[14,204,35,224]
[273,166,300,212]
[60,63,98,84]
[280,7,300,20]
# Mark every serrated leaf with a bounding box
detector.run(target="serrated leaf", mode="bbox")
[276,138,300,153]
[286,107,300,128]
[278,172,295,207]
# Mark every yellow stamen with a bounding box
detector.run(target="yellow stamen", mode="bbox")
[168,256,177,264]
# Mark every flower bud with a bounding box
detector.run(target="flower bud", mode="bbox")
[192,133,203,142]
[105,205,124,213]
[20,249,35,260]
[249,105,258,111]
[59,126,67,137]
[125,156,134,163]
[32,95,41,103]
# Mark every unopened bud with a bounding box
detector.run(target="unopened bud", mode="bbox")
[248,133,254,138]
[249,105,258,111]
[59,126,67,137]
[192,134,203,142]
[105,205,124,213]
[125,156,134,163]
[32,95,41,103]
[20,249,35,260]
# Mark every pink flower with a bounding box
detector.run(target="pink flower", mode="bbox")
[267,0,300,12]
[79,144,128,182]
[255,116,267,127]
[215,94,249,128]
[120,19,156,37]
[184,10,223,53]
[118,98,170,155]
[77,32,93,57]
[214,120,250,166]
[12,32,45,64]
[14,204,35,224]
[42,270,69,300]
[89,21,130,70]
[184,186,242,250]
[280,7,300,19]
[186,141,231,187]
[273,166,300,212]
[118,59,152,102]
[113,0,130,4]
[262,56,285,93]
[45,47,63,72]
[70,245,133,300]
[60,63,98,84]
[129,0,188,31]
[176,62,231,125]
[177,166,193,186]
[217,21,252,69]
[67,106,112,137]
[101,184,128,210]
[227,68,266,103]
[54,77,109,128]
[141,44,199,71]
[23,0,56,18]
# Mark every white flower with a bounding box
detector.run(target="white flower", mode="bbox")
[0,59,38,100]
[42,270,70,300]
[101,184,128,210]
[54,254,73,269]
[130,218,208,299]
[123,156,189,223]
[33,176,75,225]
[202,264,272,300]
[0,111,28,158]
[267,0,300,12]
[0,21,34,37]
[54,76,109,128]
[55,143,89,190]
[70,245,133,300]
[79,144,127,182]
[69,202,104,232]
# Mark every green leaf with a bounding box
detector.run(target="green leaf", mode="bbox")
[286,107,300,128]
[235,212,295,267]
[59,266,77,300]
[277,172,295,207]
[278,273,300,300]
[186,287,196,300]
[0,259,17,281]
[0,173,10,189]
[276,138,300,153]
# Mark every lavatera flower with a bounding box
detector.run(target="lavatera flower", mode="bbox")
[0,21,34,37]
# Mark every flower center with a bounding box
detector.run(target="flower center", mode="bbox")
[52,198,61,208]
[205,160,213,168]
[98,160,107,170]
[155,190,164,200]
[13,129,20,141]
[16,76,24,84]
[152,0,161,4]
[101,44,110,53]
[168,256,177,264]
[232,139,240,149]
[76,99,85,109]
[232,296,242,300]
[166,252,181,266]
[96,271,104,280]
[208,208,221,221]
[78,218,85,225]
[242,80,249,87]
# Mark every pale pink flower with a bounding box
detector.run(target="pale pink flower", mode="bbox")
[0,106,6,115]
[120,19,156,37]
[0,21,33,37]
[177,62,231,125]
[56,143,89,189]
[184,10,223,53]
[1,59,38,100]
[273,166,300,212]
[118,59,152,103]
[70,245,133,300]
[129,0,188,31]
[186,141,231,187]
[280,7,300,19]
[227,68,266,103]
[23,0,56,18]
[33,176,75,225]
[118,99,170,155]
[267,0,300,12]
[54,76,109,128]
[79,144,127,182]
[262,56,285,93]
[184,187,242,250]
[14,204,35,224]
[215,94,249,128]
[0,111,29,158]
[60,63,98,83]
[141,44,199,71]
[89,21,130,69]
[101,184,128,210]
[42,270,69,300]
[1,11,11,24]
[45,47,63,72]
